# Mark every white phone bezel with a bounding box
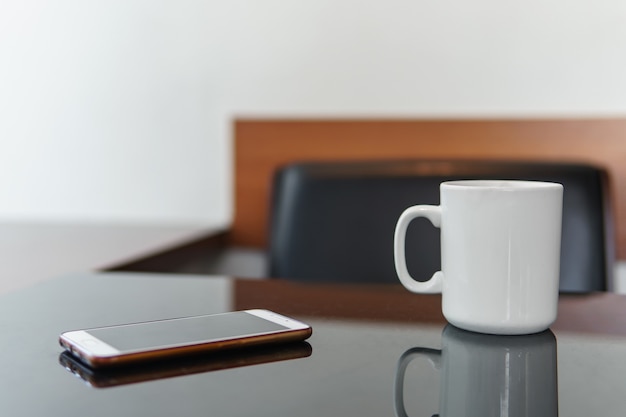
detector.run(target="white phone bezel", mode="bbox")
[244,309,311,331]
[60,330,121,358]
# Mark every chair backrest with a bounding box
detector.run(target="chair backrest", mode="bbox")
[268,160,614,292]
[233,119,626,261]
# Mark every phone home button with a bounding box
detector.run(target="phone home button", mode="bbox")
[81,339,98,347]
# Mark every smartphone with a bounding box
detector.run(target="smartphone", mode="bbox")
[59,342,312,388]
[59,309,312,368]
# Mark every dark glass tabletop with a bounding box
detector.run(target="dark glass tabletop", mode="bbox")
[1,271,625,416]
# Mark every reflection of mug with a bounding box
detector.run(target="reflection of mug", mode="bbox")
[395,325,558,417]
[394,180,563,335]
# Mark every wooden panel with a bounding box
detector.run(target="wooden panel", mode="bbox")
[232,119,626,259]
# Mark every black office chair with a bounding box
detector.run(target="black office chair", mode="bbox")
[268,160,614,292]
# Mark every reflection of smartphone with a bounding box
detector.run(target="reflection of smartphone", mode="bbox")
[59,342,312,388]
[59,309,312,368]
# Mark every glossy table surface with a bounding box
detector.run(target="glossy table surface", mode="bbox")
[2,271,626,417]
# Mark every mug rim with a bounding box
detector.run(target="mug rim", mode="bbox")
[442,180,562,190]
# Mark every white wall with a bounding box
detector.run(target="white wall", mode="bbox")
[2,0,626,226]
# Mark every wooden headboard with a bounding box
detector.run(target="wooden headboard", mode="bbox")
[232,119,626,259]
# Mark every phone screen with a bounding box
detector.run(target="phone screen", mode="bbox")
[86,311,290,352]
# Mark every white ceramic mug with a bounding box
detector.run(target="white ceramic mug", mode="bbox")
[394,180,563,335]
[394,325,558,417]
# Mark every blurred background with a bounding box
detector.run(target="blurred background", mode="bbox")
[2,0,626,228]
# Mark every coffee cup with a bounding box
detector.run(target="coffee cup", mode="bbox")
[394,180,563,335]
[394,325,558,417]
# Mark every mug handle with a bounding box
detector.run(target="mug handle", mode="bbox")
[394,205,444,293]
[394,347,442,417]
